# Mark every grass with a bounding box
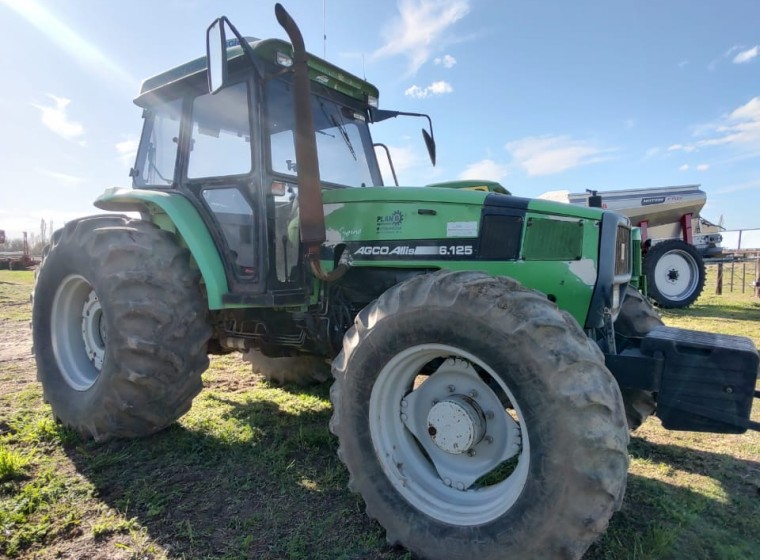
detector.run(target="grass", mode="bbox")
[0,266,758,559]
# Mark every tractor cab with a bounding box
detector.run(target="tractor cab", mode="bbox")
[122,26,404,306]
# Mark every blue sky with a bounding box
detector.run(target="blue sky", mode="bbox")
[1,0,759,238]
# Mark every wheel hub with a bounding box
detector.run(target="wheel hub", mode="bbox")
[51,275,104,391]
[81,290,106,370]
[666,268,679,282]
[427,395,486,454]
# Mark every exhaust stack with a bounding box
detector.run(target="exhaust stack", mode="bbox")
[274,3,326,257]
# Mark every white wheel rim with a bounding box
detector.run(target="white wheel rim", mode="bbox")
[51,274,105,391]
[369,344,530,526]
[653,249,699,300]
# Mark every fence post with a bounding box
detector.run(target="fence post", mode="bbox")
[755,258,760,298]
[716,263,723,295]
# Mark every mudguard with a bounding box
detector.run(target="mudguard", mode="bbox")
[94,187,229,309]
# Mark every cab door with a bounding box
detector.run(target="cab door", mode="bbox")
[182,80,267,294]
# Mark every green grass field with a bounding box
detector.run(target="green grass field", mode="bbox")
[1,268,758,559]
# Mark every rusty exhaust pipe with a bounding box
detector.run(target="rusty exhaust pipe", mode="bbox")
[274,3,326,263]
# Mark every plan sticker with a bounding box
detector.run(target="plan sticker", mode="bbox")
[446,221,478,238]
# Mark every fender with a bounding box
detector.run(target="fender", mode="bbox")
[94,187,229,309]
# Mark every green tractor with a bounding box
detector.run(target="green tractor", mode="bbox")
[32,4,759,559]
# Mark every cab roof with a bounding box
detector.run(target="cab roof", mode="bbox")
[135,38,379,108]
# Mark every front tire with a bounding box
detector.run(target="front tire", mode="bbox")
[644,239,705,308]
[330,271,629,560]
[615,286,664,430]
[32,216,211,441]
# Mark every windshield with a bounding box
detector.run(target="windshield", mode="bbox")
[266,79,382,188]
[134,98,182,187]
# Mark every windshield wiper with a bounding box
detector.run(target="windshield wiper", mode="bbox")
[330,114,356,161]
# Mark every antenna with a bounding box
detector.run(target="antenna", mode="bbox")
[322,0,327,59]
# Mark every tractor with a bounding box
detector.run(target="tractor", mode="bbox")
[32,4,759,559]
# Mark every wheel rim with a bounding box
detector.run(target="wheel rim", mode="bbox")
[653,249,700,301]
[369,344,530,526]
[51,274,105,391]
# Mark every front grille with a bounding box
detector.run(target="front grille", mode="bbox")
[615,225,631,276]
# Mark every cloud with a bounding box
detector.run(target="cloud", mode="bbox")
[669,97,760,156]
[31,94,85,143]
[714,178,760,195]
[373,0,470,75]
[458,159,508,182]
[505,135,614,176]
[624,118,635,129]
[374,144,423,184]
[643,147,661,160]
[116,137,139,166]
[697,163,710,172]
[678,59,688,68]
[404,80,453,98]
[679,164,689,171]
[733,46,758,64]
[434,54,457,68]
[40,171,85,186]
[667,143,696,152]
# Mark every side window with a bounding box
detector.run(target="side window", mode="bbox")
[136,98,182,187]
[188,82,252,178]
[202,187,256,278]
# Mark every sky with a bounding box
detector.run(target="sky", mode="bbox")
[1,0,759,239]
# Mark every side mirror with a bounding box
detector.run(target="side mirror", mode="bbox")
[206,19,228,93]
[422,128,436,167]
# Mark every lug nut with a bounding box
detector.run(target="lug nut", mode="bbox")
[447,385,456,393]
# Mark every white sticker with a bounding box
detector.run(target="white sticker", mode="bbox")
[446,221,478,237]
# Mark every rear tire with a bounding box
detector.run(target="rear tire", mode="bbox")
[242,349,330,385]
[644,239,705,308]
[32,216,211,441]
[330,271,629,560]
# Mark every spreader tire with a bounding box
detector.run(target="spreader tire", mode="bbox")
[32,215,211,441]
[330,270,629,560]
[644,239,705,308]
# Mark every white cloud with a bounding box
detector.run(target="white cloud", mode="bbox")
[644,147,661,160]
[668,96,760,157]
[733,46,758,64]
[697,164,710,172]
[679,164,689,171]
[373,0,470,75]
[40,171,85,187]
[678,59,689,68]
[685,97,760,153]
[505,135,613,176]
[667,143,696,152]
[405,80,453,99]
[31,94,84,143]
[116,137,139,166]
[434,54,457,68]
[458,159,508,182]
[374,144,423,185]
[714,179,760,195]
